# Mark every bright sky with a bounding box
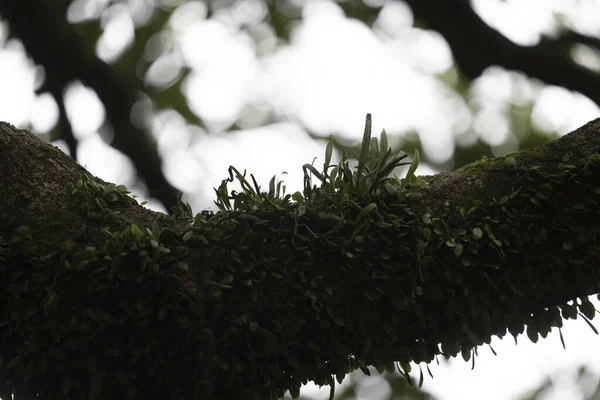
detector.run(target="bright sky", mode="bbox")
[1,0,600,399]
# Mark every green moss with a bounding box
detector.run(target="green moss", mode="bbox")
[455,155,489,175]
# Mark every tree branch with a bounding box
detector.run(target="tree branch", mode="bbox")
[1,119,600,399]
[0,0,181,211]
[404,0,600,106]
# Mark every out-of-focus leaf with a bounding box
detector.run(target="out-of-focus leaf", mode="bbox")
[148,68,204,127]
[114,8,174,79]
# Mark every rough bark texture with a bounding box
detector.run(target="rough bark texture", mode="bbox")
[1,120,600,399]
[0,0,182,211]
[0,122,184,245]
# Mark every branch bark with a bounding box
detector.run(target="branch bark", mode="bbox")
[0,0,181,211]
[404,0,600,106]
[1,120,600,399]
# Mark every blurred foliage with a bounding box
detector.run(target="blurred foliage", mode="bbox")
[519,366,600,400]
[71,2,204,129]
[294,364,600,400]
[332,371,436,400]
[291,369,437,400]
[63,0,558,171]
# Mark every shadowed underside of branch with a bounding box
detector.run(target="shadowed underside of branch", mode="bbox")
[0,119,600,399]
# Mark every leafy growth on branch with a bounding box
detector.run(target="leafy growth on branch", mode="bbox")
[1,116,600,400]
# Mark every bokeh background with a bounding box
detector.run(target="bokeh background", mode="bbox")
[1,0,600,399]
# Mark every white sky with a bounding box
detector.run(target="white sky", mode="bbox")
[1,0,600,399]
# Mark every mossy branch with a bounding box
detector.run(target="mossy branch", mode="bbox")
[0,118,600,399]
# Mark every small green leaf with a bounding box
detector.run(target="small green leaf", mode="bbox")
[535,191,549,200]
[318,212,342,222]
[221,273,234,284]
[325,137,333,168]
[422,227,431,240]
[384,183,398,196]
[530,198,543,206]
[454,244,464,257]
[402,148,420,189]
[240,230,258,244]
[151,221,160,239]
[131,224,142,236]
[527,325,538,343]
[357,203,377,221]
[289,386,300,399]
[561,304,578,319]
[472,228,483,239]
[580,298,596,320]
[177,262,189,271]
[292,191,304,203]
[355,113,372,184]
[102,183,116,194]
[380,129,388,155]
[304,290,318,301]
[461,347,471,361]
[105,193,119,202]
[421,214,432,225]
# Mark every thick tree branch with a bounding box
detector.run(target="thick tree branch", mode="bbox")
[1,120,600,399]
[557,29,600,52]
[403,1,600,106]
[0,0,181,211]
